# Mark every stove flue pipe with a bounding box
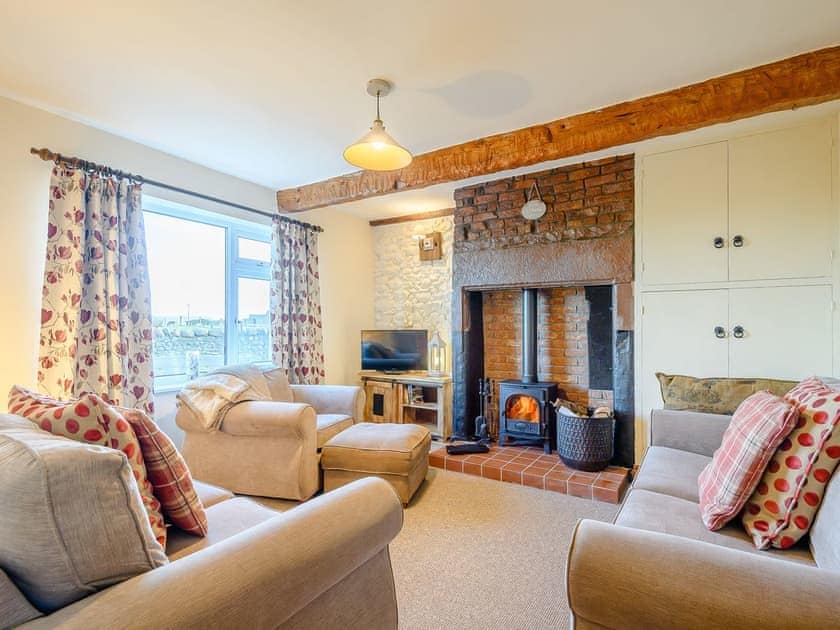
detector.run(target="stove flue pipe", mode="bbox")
[521,288,538,384]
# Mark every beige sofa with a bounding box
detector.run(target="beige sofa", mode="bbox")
[567,409,840,629]
[177,382,364,500]
[5,474,402,629]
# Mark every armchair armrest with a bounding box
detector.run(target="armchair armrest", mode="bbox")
[27,478,403,630]
[220,401,316,438]
[650,409,730,457]
[567,519,839,630]
[291,384,365,421]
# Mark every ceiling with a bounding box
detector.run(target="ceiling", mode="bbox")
[1,1,839,215]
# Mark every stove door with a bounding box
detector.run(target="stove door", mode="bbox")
[504,393,542,435]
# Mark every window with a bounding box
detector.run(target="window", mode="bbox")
[143,198,272,390]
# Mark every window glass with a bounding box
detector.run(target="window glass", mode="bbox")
[236,277,271,364]
[238,237,271,263]
[145,212,227,389]
[143,204,271,390]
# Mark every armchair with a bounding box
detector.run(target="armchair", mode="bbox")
[176,372,365,501]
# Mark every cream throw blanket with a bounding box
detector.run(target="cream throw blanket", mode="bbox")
[176,364,271,431]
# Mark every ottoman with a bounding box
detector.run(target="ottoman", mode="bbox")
[321,423,431,505]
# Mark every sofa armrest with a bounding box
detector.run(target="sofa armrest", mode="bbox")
[567,520,840,630]
[291,384,365,421]
[26,477,403,630]
[650,409,730,457]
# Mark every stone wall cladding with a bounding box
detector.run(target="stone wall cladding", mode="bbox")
[453,154,634,252]
[373,215,454,369]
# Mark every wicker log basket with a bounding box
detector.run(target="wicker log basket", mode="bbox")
[555,401,615,472]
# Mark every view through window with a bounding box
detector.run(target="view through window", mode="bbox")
[144,201,272,389]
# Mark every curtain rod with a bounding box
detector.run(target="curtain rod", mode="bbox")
[29,147,324,233]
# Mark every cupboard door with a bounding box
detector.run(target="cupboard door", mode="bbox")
[641,290,729,417]
[641,142,728,285]
[729,286,833,380]
[729,122,834,281]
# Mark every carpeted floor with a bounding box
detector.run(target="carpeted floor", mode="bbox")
[257,467,619,628]
[390,467,618,629]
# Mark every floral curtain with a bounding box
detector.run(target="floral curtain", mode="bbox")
[38,167,155,413]
[270,220,325,384]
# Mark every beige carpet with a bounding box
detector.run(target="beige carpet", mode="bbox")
[390,467,618,629]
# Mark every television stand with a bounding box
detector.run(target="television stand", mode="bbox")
[359,371,452,440]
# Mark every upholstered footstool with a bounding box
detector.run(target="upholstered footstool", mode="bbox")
[321,423,431,505]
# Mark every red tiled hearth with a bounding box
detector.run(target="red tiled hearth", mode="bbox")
[429,445,630,504]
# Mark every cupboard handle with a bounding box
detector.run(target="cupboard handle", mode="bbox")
[714,326,726,338]
[732,235,744,248]
[713,237,724,249]
[732,325,745,339]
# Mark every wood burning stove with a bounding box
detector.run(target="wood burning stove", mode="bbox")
[498,288,558,453]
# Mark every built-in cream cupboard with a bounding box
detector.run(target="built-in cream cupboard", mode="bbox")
[636,117,838,461]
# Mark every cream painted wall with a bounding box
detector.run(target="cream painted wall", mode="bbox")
[0,95,375,444]
[295,207,376,385]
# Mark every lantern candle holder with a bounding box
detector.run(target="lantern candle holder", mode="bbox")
[427,331,447,376]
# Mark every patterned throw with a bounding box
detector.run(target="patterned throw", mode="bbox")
[270,219,325,384]
[8,386,167,548]
[117,406,207,537]
[37,167,154,414]
[743,377,840,549]
[698,391,799,530]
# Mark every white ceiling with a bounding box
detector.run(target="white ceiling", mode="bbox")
[1,1,838,211]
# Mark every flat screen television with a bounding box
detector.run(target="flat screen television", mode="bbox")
[361,329,428,372]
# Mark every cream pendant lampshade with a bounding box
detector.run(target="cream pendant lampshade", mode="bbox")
[343,79,413,171]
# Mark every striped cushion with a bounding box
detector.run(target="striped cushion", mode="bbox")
[117,407,208,537]
[698,391,798,531]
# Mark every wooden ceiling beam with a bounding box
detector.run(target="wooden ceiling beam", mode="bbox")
[368,207,454,227]
[277,45,840,213]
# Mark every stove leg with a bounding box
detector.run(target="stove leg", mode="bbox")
[543,442,551,455]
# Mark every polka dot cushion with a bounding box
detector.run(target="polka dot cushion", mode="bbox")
[8,386,167,548]
[742,377,840,550]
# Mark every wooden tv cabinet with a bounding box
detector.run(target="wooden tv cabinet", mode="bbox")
[359,371,452,440]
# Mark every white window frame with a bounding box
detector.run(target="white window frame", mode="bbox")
[143,197,272,391]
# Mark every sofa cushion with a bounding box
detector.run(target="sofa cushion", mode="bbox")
[317,414,354,448]
[193,479,235,508]
[810,469,840,571]
[262,366,294,402]
[118,406,207,537]
[9,386,167,547]
[166,497,278,561]
[0,568,41,627]
[698,392,799,530]
[616,489,814,566]
[743,377,840,549]
[656,373,797,415]
[0,414,167,612]
[633,446,710,503]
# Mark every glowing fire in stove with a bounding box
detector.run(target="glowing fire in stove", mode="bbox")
[505,395,540,422]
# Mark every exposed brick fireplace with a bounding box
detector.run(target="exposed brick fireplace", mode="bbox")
[451,154,636,466]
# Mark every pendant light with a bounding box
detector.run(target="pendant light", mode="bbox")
[343,78,413,171]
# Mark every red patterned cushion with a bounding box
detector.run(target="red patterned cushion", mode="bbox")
[8,386,167,548]
[698,391,798,530]
[742,377,840,549]
[116,406,208,536]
